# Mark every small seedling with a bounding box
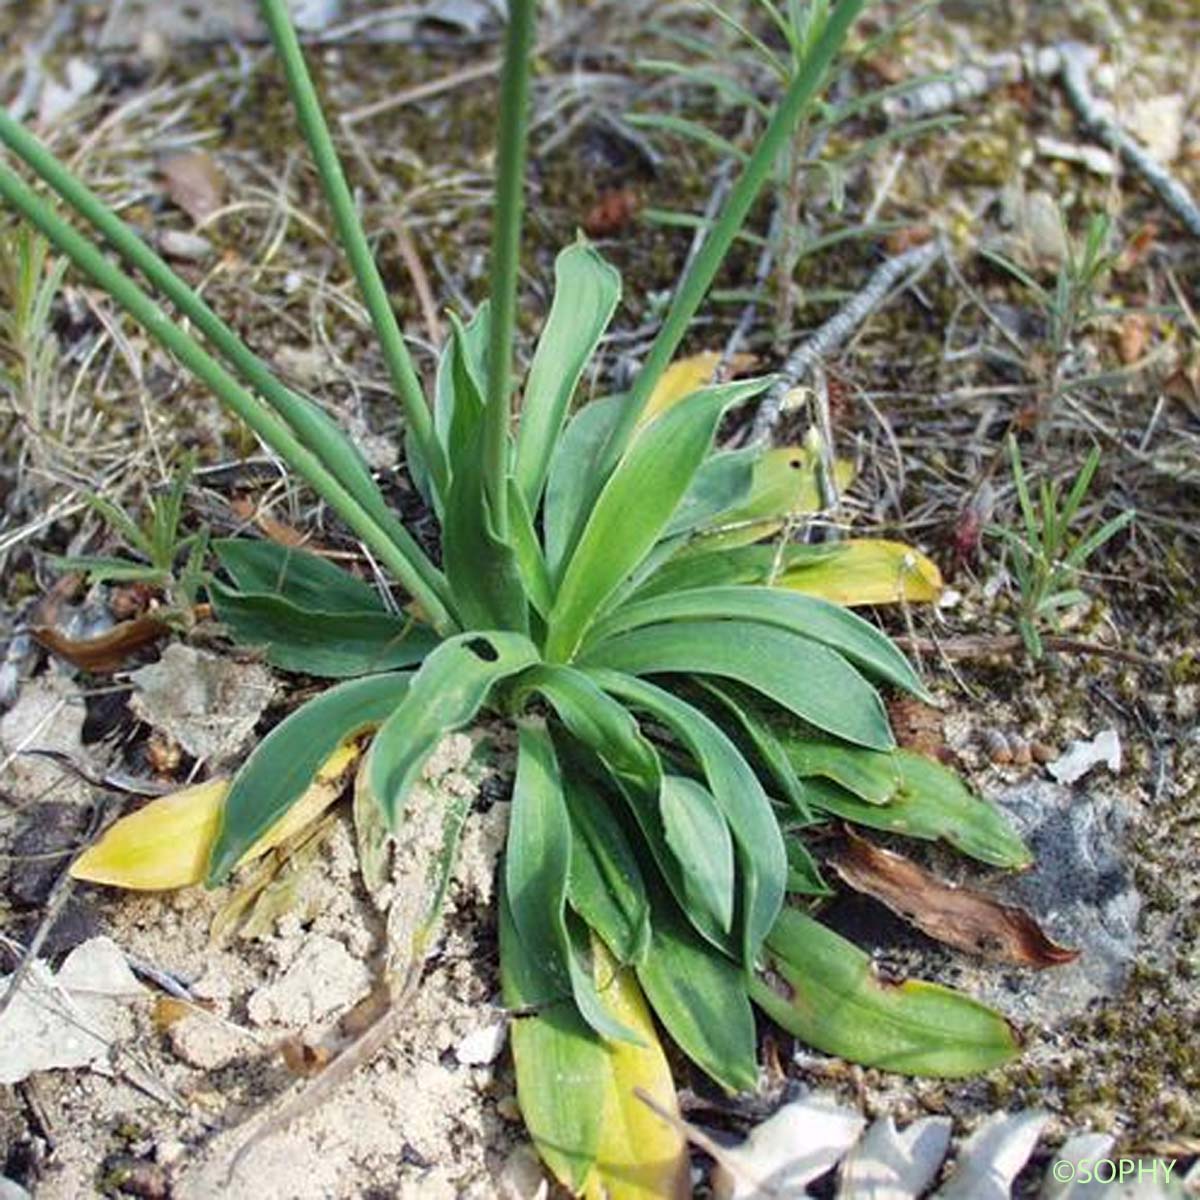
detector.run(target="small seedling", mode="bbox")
[993,434,1134,659]
[54,453,210,612]
[984,210,1116,380]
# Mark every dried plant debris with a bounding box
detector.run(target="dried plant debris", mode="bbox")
[711,1092,866,1199]
[32,613,171,673]
[935,1109,1049,1200]
[1047,729,1122,785]
[159,152,227,225]
[0,937,144,1084]
[830,830,1078,968]
[129,644,276,766]
[837,1115,952,1200]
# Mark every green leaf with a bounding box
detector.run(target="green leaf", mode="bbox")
[506,720,640,1044]
[514,241,621,511]
[543,394,624,581]
[561,768,651,965]
[692,679,813,822]
[440,316,529,632]
[213,538,386,614]
[517,665,660,793]
[784,836,830,895]
[507,479,553,618]
[207,672,411,883]
[50,555,170,585]
[636,878,759,1093]
[590,585,928,698]
[588,669,786,964]
[751,907,1021,1076]
[800,754,1032,869]
[500,890,605,1192]
[546,379,770,661]
[366,631,539,828]
[787,739,903,806]
[630,541,840,601]
[434,302,490,447]
[584,620,894,751]
[663,448,759,538]
[209,582,438,677]
[660,774,735,935]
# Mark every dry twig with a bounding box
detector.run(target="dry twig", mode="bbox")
[748,240,942,444]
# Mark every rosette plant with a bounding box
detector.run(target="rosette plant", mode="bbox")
[1,0,1032,1192]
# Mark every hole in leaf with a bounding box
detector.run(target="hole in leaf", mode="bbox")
[789,458,802,469]
[465,637,499,662]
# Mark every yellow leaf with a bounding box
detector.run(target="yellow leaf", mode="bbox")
[581,944,691,1200]
[640,351,755,427]
[781,539,943,606]
[695,447,856,550]
[71,742,359,890]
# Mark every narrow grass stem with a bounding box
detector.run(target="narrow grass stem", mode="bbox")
[0,165,458,633]
[258,0,449,499]
[601,0,868,467]
[0,107,447,603]
[482,0,538,541]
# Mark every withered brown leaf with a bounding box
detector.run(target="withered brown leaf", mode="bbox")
[831,829,1078,968]
[160,151,226,225]
[33,614,170,672]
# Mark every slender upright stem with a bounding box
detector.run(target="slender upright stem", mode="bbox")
[600,0,868,467]
[0,165,458,634]
[259,0,449,499]
[0,107,447,604]
[482,0,538,540]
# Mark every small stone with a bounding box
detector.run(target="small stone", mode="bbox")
[495,1144,546,1200]
[158,230,214,262]
[155,1140,186,1167]
[1009,734,1032,766]
[495,1094,522,1122]
[167,1014,248,1070]
[456,1021,507,1066]
[1031,741,1057,765]
[247,935,371,1029]
[982,729,1013,765]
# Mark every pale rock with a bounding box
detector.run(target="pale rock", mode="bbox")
[167,1013,249,1070]
[247,935,371,1028]
[456,1020,507,1066]
[130,644,275,766]
[1126,94,1185,164]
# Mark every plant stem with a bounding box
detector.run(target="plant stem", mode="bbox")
[258,0,449,499]
[0,164,458,634]
[601,0,868,467]
[482,0,538,540]
[0,106,447,603]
